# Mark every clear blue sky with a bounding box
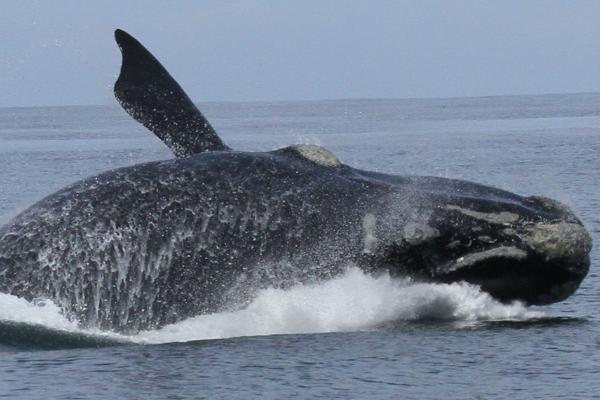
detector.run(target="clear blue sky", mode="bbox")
[2,0,600,107]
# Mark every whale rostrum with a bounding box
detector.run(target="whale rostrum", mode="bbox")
[0,29,592,333]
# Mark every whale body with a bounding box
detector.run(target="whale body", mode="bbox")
[0,30,592,333]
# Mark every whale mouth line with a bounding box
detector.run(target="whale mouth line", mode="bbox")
[448,246,527,272]
[440,249,589,306]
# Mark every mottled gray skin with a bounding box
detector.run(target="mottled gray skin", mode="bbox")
[0,29,592,333]
[0,148,376,331]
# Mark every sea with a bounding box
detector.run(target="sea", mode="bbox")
[0,93,599,399]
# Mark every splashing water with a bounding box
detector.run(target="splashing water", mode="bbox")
[0,268,543,345]
[0,293,77,331]
[136,268,543,343]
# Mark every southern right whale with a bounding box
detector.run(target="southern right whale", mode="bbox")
[0,29,592,333]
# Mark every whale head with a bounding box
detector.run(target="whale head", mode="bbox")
[361,173,592,305]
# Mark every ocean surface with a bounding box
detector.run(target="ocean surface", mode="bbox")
[1,93,600,399]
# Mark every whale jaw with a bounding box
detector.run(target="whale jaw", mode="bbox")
[432,219,591,306]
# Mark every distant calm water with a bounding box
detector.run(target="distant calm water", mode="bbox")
[1,94,600,399]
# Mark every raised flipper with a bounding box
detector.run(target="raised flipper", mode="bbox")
[114,29,229,157]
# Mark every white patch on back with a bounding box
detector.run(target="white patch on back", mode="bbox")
[289,144,341,167]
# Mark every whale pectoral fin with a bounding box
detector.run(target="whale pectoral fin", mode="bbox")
[114,29,230,157]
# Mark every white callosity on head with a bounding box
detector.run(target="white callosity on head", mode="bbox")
[362,213,377,253]
[402,222,440,246]
[446,205,519,226]
[289,144,341,167]
[524,222,593,262]
[451,246,528,271]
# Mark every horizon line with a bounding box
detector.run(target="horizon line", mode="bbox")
[1,90,600,111]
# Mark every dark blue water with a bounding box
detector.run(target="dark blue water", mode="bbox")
[1,94,600,399]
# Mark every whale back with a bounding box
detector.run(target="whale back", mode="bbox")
[0,152,375,332]
[114,29,230,157]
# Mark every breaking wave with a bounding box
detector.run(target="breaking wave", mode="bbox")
[0,267,543,349]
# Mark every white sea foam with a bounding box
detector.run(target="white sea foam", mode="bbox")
[0,293,77,330]
[135,268,543,344]
[0,268,544,344]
